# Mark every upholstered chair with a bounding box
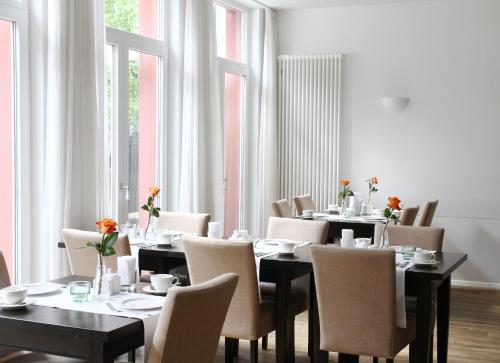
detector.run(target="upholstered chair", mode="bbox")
[271,199,292,218]
[310,246,416,362]
[156,211,211,236]
[0,252,9,289]
[147,273,238,363]
[292,194,315,215]
[416,199,439,227]
[374,225,444,252]
[398,206,420,226]
[2,274,239,363]
[62,229,131,277]
[183,237,306,363]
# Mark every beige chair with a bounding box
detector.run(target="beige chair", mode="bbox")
[184,237,306,363]
[398,206,419,226]
[293,194,315,215]
[0,251,9,289]
[3,274,239,363]
[374,225,444,252]
[62,229,131,277]
[416,199,439,227]
[271,199,292,218]
[267,217,329,244]
[156,211,211,236]
[310,246,416,362]
[147,273,238,363]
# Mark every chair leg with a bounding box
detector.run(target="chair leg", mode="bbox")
[373,358,378,363]
[127,350,135,363]
[308,305,313,356]
[262,335,268,350]
[234,339,239,357]
[318,350,329,363]
[225,337,237,363]
[409,341,417,363]
[250,340,258,363]
[429,333,434,362]
[386,359,394,363]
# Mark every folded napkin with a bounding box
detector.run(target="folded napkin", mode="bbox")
[395,254,415,328]
[118,256,137,285]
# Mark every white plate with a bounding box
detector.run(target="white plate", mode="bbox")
[0,298,36,310]
[261,239,298,246]
[23,283,62,296]
[142,284,179,295]
[362,216,387,221]
[119,297,164,310]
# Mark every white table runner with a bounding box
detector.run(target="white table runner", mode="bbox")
[34,288,162,357]
[395,254,415,328]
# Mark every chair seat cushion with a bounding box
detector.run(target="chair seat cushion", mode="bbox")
[259,281,309,315]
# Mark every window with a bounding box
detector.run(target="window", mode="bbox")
[104,0,166,225]
[215,1,249,236]
[0,1,29,283]
[0,18,14,277]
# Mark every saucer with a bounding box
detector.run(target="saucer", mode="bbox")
[143,283,180,296]
[414,260,439,267]
[0,298,36,310]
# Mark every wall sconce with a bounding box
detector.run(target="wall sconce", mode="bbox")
[381,97,410,112]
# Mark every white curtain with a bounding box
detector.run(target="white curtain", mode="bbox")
[246,9,279,237]
[28,0,104,281]
[166,0,224,222]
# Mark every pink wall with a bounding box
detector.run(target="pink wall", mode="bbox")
[138,0,157,226]
[223,10,242,236]
[0,20,13,278]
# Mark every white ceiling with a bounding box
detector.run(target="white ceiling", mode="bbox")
[258,0,427,10]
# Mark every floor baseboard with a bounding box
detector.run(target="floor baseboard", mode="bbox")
[452,279,500,290]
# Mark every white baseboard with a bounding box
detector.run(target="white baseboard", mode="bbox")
[452,279,500,290]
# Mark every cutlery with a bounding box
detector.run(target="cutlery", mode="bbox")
[399,261,410,268]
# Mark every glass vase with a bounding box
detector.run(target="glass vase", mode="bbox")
[380,226,390,249]
[93,254,107,298]
[340,198,347,216]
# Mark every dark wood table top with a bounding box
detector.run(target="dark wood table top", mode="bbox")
[297,213,383,225]
[139,243,467,280]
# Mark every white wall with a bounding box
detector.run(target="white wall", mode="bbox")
[277,0,500,287]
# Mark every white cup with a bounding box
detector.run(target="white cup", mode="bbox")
[373,209,385,217]
[150,274,179,292]
[340,238,354,248]
[414,251,436,264]
[277,241,296,254]
[328,204,338,211]
[158,233,173,244]
[354,238,371,249]
[2,286,28,304]
[208,222,222,232]
[303,210,314,217]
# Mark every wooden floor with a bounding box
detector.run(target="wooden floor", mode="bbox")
[131,287,500,362]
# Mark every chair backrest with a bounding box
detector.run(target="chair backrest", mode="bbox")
[62,229,131,277]
[292,194,315,215]
[374,224,444,252]
[398,206,419,226]
[267,217,329,244]
[0,251,10,289]
[147,273,238,363]
[271,199,292,218]
[183,237,261,339]
[416,199,439,227]
[311,245,396,358]
[156,212,211,236]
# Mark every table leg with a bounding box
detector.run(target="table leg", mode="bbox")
[338,353,359,363]
[437,276,451,363]
[128,349,136,362]
[89,339,114,363]
[311,274,325,363]
[414,279,433,363]
[275,268,294,363]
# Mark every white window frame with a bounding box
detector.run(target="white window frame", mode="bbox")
[105,1,168,223]
[0,0,30,283]
[215,0,250,230]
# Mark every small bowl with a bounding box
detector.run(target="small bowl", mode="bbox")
[2,286,28,305]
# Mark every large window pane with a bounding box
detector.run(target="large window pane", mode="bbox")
[104,0,159,39]
[215,4,244,62]
[128,50,158,226]
[223,73,244,236]
[0,19,14,278]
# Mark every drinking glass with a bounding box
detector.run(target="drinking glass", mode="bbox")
[402,246,416,260]
[69,281,91,303]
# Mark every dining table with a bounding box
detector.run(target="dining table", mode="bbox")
[0,275,159,363]
[138,242,467,363]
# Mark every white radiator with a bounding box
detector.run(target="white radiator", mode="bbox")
[277,54,342,213]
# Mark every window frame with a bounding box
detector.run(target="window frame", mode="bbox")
[0,1,30,284]
[215,0,250,230]
[104,1,168,223]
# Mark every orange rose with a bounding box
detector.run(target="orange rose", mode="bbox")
[96,218,118,235]
[340,178,350,186]
[387,196,401,211]
[149,186,160,198]
[370,176,378,184]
